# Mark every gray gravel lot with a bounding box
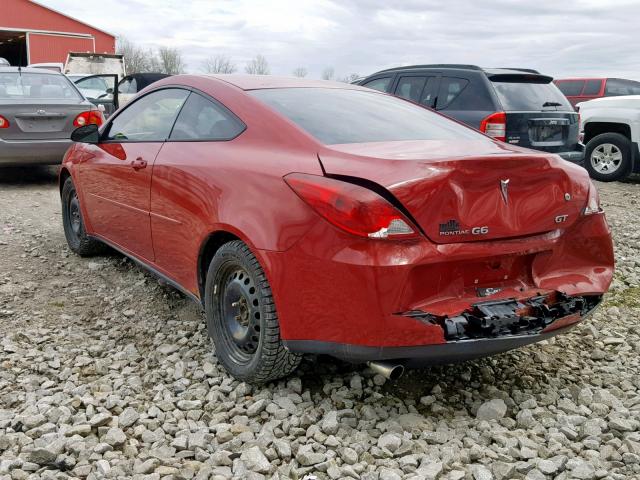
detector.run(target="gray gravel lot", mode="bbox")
[0,167,639,480]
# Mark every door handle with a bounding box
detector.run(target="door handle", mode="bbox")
[131,157,147,170]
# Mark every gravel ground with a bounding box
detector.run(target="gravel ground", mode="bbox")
[1,166,639,480]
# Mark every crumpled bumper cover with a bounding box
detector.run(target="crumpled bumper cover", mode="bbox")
[284,293,601,364]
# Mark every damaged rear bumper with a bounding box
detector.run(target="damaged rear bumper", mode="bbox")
[284,293,601,365]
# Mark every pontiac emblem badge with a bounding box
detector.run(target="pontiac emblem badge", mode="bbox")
[500,179,510,204]
[36,109,46,115]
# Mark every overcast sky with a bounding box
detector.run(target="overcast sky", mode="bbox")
[42,0,640,80]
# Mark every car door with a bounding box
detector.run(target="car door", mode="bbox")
[76,88,189,261]
[74,74,119,117]
[117,76,137,107]
[150,91,246,293]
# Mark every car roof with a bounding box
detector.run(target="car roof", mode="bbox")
[555,77,606,81]
[0,66,63,75]
[373,64,541,76]
[205,74,366,91]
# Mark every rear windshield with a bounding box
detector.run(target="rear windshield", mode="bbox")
[250,87,484,145]
[0,72,81,100]
[490,78,572,111]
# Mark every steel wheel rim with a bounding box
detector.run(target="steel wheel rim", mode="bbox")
[590,143,622,174]
[69,193,82,236]
[219,266,261,364]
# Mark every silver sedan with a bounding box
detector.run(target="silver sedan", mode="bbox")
[0,66,101,165]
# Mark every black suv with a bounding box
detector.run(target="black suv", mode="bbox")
[358,64,583,163]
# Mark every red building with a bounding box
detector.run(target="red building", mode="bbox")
[0,0,115,66]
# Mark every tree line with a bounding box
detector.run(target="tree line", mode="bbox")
[116,38,359,82]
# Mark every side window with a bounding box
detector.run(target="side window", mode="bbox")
[395,76,439,107]
[556,80,584,96]
[395,76,427,102]
[436,77,469,110]
[169,92,245,141]
[582,80,602,96]
[630,82,640,95]
[118,77,137,94]
[608,79,640,95]
[105,88,189,142]
[361,77,392,93]
[419,77,439,107]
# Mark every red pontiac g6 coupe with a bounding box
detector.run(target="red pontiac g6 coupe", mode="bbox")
[60,75,614,383]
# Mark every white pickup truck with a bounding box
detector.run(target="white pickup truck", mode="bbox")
[579,95,640,181]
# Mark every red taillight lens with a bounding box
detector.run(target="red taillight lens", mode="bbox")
[73,110,103,128]
[480,111,506,141]
[284,173,419,239]
[0,115,9,128]
[583,181,602,216]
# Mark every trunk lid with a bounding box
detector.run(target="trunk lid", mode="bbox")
[319,140,589,244]
[0,100,89,140]
[504,111,580,152]
[487,72,580,153]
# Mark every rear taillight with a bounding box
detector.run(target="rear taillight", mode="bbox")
[480,111,506,141]
[0,115,9,128]
[73,110,103,128]
[583,182,602,216]
[284,173,419,240]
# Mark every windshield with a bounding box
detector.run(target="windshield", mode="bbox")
[491,79,572,111]
[0,72,82,100]
[250,87,485,145]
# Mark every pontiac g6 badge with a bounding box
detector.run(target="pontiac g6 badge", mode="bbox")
[439,220,489,236]
[500,179,510,204]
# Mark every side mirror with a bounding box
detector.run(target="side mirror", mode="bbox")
[71,124,100,144]
[106,87,114,94]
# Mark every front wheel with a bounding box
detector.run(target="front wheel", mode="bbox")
[204,240,302,383]
[584,133,632,182]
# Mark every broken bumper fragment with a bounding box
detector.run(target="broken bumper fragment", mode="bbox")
[429,293,601,341]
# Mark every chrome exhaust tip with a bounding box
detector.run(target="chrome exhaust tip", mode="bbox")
[367,361,405,380]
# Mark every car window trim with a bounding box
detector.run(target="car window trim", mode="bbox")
[166,89,247,143]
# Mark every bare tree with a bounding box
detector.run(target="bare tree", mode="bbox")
[292,67,308,78]
[202,55,236,74]
[157,46,186,75]
[321,66,334,81]
[148,52,162,73]
[117,37,150,74]
[245,55,270,75]
[338,73,361,83]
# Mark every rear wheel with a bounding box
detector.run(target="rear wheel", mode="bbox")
[204,240,302,383]
[584,133,632,182]
[61,177,104,256]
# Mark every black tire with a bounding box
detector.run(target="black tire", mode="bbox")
[61,177,105,256]
[204,240,302,383]
[584,132,632,182]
